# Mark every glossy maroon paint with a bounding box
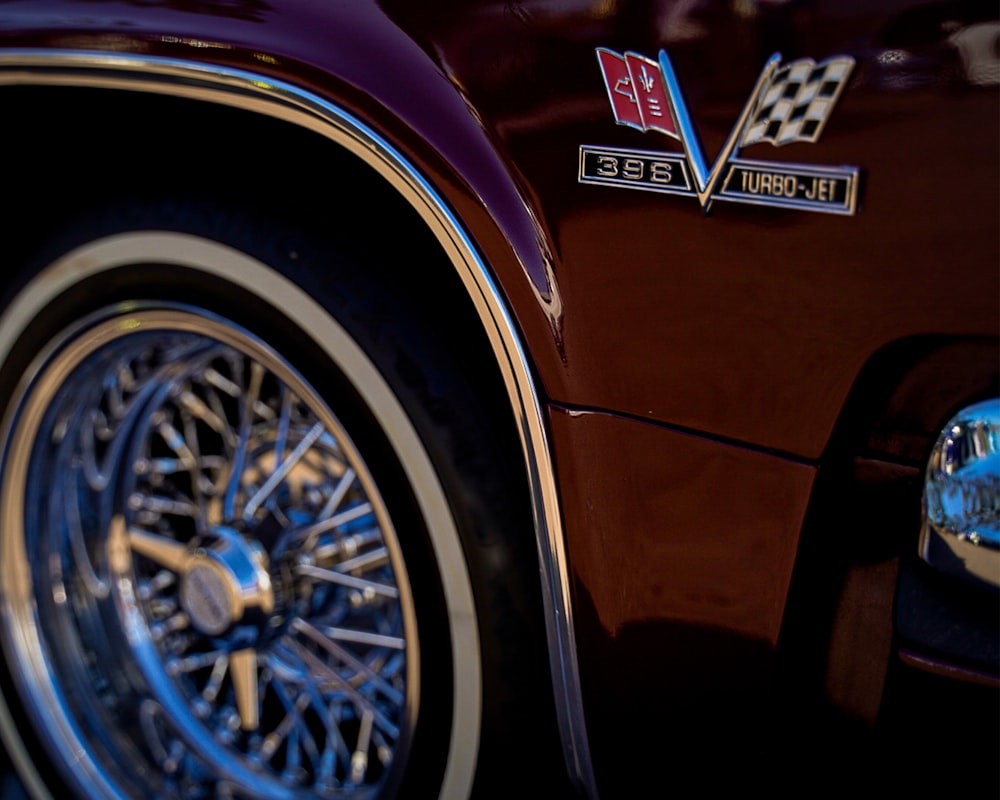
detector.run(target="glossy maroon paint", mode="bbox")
[548,400,815,642]
[1,1,995,459]
[390,0,999,459]
[548,404,818,793]
[0,3,996,795]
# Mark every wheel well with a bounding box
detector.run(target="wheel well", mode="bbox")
[1,83,527,514]
[0,81,564,767]
[823,335,999,469]
[777,335,998,741]
[3,85,456,302]
[804,335,999,564]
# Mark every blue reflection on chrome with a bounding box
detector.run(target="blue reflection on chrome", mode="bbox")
[921,398,1000,588]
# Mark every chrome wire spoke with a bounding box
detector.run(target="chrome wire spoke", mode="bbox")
[291,618,404,706]
[243,420,326,522]
[294,565,400,600]
[222,358,264,522]
[322,627,404,651]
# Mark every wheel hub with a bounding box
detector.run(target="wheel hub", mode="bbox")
[180,561,234,635]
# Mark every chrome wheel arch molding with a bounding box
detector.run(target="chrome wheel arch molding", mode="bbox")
[0,49,596,800]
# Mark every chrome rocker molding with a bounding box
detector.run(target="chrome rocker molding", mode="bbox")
[0,49,597,800]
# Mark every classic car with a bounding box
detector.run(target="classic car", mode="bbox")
[0,1,995,798]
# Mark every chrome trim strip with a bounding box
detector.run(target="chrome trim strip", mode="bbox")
[656,48,710,193]
[0,49,596,799]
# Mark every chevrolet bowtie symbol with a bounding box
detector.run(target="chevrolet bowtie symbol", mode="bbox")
[580,49,861,215]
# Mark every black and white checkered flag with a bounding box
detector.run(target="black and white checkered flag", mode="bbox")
[742,56,854,147]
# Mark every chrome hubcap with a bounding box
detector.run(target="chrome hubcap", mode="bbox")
[0,307,417,799]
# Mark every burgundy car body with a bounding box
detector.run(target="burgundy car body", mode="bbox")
[0,1,995,798]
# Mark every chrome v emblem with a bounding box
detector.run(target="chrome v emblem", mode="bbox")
[581,49,860,215]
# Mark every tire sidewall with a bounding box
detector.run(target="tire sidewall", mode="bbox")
[0,220,482,800]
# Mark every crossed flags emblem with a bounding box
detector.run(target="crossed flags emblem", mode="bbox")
[581,49,860,215]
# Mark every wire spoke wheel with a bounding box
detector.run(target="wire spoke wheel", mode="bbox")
[0,216,562,800]
[0,306,418,799]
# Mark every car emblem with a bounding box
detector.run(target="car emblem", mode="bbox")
[580,49,861,215]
